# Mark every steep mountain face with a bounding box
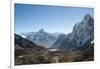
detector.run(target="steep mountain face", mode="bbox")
[51,34,67,49]
[21,29,60,48]
[72,14,94,47]
[52,14,94,51]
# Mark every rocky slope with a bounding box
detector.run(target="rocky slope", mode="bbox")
[15,34,51,65]
[51,14,94,52]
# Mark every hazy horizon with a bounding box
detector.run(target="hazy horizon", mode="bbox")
[15,4,94,34]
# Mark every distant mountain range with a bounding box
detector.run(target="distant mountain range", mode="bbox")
[20,28,62,48]
[19,14,94,51]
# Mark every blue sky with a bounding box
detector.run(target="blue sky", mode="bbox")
[15,4,94,34]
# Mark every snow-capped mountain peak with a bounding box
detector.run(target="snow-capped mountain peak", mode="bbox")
[20,29,61,48]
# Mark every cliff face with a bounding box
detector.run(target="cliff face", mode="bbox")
[52,14,94,51]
